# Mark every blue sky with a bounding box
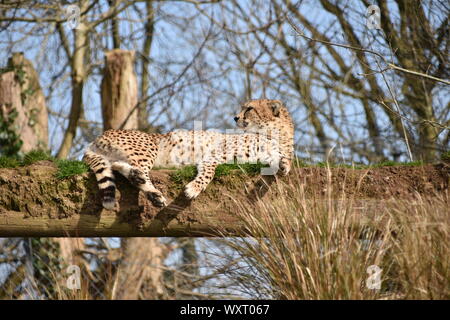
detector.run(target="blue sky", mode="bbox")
[1,1,448,162]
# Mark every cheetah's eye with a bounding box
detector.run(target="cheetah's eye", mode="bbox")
[244,107,253,114]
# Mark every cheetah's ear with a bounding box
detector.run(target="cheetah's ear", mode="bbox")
[270,100,283,117]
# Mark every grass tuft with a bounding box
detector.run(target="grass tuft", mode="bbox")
[0,150,53,168]
[170,163,268,184]
[55,159,89,179]
[0,156,20,168]
[0,150,88,178]
[370,160,423,167]
[170,165,197,184]
[215,163,267,176]
[21,150,54,166]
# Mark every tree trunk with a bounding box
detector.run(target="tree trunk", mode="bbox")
[138,1,155,132]
[8,53,48,150]
[108,0,121,49]
[112,238,168,299]
[53,238,85,266]
[101,49,138,130]
[56,1,89,159]
[0,53,48,154]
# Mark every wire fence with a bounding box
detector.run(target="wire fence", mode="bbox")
[0,237,245,300]
[1,238,101,299]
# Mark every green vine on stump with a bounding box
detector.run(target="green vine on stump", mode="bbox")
[0,107,23,157]
[0,60,37,157]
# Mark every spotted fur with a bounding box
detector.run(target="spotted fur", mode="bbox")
[83,99,294,210]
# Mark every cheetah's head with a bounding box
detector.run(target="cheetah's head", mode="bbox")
[234,99,290,130]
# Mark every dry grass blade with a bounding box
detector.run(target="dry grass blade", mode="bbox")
[218,168,449,299]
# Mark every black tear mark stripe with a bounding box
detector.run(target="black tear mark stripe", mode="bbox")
[98,176,115,184]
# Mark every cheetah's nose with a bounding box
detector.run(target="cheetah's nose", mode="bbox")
[234,117,239,122]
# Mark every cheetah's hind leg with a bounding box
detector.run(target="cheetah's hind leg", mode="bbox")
[83,151,117,210]
[112,161,167,207]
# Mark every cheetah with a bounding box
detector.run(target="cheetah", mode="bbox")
[83,99,294,210]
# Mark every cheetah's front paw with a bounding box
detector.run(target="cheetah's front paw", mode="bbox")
[184,182,201,199]
[147,191,168,207]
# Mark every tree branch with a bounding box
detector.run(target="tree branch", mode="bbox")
[287,17,450,86]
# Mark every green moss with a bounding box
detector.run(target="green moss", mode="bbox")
[170,165,197,184]
[1,150,53,168]
[0,156,20,168]
[21,150,54,166]
[369,160,423,168]
[170,163,267,185]
[55,160,89,179]
[0,150,89,178]
[307,160,424,169]
[293,158,309,168]
[215,163,267,176]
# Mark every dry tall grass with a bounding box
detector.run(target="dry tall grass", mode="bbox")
[3,167,447,300]
[220,168,449,299]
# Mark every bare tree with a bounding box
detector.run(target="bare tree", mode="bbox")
[193,0,449,162]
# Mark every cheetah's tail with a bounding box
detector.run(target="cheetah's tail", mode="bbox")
[83,144,116,210]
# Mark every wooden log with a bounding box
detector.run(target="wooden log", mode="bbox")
[0,162,448,237]
[0,161,245,237]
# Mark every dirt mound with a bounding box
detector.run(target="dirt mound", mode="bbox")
[290,163,449,199]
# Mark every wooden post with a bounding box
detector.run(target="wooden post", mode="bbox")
[101,49,139,130]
